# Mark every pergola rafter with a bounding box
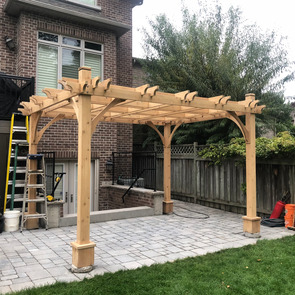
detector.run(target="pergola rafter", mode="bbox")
[19,67,264,271]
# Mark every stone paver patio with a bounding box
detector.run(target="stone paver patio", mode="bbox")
[0,200,294,294]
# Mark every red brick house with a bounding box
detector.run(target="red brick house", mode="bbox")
[0,0,143,216]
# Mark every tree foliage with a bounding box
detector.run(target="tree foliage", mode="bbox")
[198,131,295,165]
[137,2,294,145]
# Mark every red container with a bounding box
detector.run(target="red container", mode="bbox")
[270,200,285,219]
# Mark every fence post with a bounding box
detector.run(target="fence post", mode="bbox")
[193,142,198,202]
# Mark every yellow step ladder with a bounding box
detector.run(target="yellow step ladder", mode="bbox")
[4,113,29,212]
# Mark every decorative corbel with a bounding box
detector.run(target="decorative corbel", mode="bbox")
[35,114,65,144]
[226,111,249,143]
[91,98,124,135]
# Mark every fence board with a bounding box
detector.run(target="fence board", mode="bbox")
[137,144,295,215]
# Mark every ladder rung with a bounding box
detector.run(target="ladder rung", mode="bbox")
[8,181,25,187]
[13,126,27,132]
[11,155,27,160]
[9,167,26,173]
[7,194,24,199]
[7,198,24,202]
[23,213,47,219]
[27,170,45,174]
[12,139,28,145]
[25,198,46,203]
[26,184,45,188]
[7,193,24,198]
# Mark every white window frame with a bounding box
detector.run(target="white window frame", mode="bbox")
[67,0,101,10]
[37,32,104,94]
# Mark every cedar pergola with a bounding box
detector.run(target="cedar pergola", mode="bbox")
[19,67,264,271]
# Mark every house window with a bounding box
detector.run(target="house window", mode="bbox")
[37,32,103,95]
[71,0,96,5]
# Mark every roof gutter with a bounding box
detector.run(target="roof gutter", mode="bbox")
[4,0,132,37]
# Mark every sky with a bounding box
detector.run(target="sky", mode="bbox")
[132,0,295,96]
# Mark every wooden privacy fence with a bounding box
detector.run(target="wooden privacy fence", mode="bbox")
[138,143,295,216]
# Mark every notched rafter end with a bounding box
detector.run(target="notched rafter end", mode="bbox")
[176,90,198,102]
[58,80,72,91]
[186,91,198,102]
[19,101,30,109]
[220,96,231,105]
[30,96,41,106]
[208,95,224,104]
[99,78,112,91]
[82,81,94,94]
[92,76,101,88]
[256,105,266,112]
[135,84,150,95]
[146,86,159,97]
[17,107,26,114]
[249,100,259,108]
[175,90,189,101]
[42,88,57,99]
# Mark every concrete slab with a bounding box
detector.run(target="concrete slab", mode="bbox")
[59,206,154,227]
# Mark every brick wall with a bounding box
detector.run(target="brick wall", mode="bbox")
[132,59,146,87]
[0,1,17,74]
[100,184,164,214]
[98,0,132,24]
[0,0,135,202]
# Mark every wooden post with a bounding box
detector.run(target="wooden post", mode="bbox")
[71,67,96,271]
[242,95,261,236]
[26,112,41,229]
[163,123,173,214]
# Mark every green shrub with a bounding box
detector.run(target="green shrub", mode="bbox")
[198,131,295,165]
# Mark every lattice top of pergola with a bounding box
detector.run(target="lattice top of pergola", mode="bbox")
[20,68,264,127]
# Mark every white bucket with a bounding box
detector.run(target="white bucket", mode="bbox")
[4,210,20,232]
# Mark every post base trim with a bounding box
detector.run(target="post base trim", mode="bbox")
[242,216,261,236]
[71,241,96,269]
[163,200,173,214]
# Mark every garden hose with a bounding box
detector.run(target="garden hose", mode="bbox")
[261,218,285,227]
[173,205,210,219]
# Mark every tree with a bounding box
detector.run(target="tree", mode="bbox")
[137,2,294,145]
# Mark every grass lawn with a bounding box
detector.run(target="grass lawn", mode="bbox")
[11,235,295,295]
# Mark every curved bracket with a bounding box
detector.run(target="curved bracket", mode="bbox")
[226,111,249,143]
[35,114,65,144]
[30,111,42,145]
[146,121,182,148]
[147,121,165,145]
[70,97,80,123]
[168,122,182,144]
[91,98,124,135]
